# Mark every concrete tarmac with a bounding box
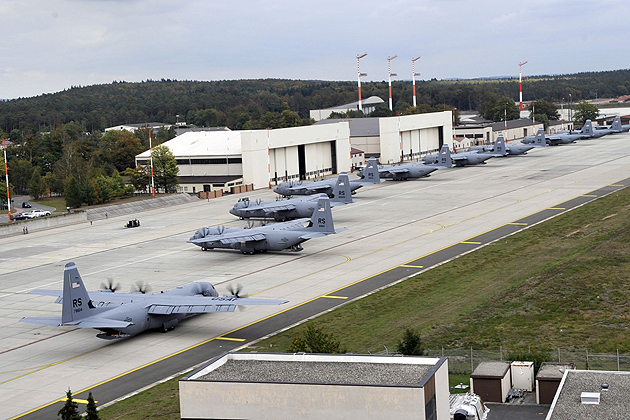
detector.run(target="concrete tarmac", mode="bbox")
[1,133,630,419]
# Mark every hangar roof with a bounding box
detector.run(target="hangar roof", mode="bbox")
[136,130,242,159]
[315,118,380,137]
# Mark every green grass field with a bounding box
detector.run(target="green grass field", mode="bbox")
[250,186,630,355]
[95,185,630,417]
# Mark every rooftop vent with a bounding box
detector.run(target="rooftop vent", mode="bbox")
[601,383,609,391]
[581,392,600,405]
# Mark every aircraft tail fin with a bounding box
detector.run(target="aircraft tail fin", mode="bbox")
[309,197,336,233]
[61,262,95,324]
[436,144,452,167]
[331,173,353,203]
[494,135,507,155]
[582,119,593,136]
[612,116,621,131]
[361,158,380,183]
[534,128,546,146]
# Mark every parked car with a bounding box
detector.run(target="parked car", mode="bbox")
[12,213,30,220]
[30,209,51,217]
[22,201,32,208]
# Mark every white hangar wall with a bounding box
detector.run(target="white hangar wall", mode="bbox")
[378,111,453,164]
[241,123,351,190]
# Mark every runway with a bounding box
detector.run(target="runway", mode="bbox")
[1,133,629,419]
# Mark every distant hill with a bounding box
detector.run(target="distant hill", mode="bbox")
[1,69,629,134]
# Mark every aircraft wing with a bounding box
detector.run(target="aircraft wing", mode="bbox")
[189,232,267,244]
[20,316,132,329]
[242,203,296,213]
[299,227,347,240]
[30,289,63,297]
[385,167,410,174]
[146,296,288,315]
[450,154,468,161]
[20,316,63,326]
[70,318,133,329]
[288,185,330,194]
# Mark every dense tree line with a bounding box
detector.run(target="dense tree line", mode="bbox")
[1,70,629,135]
[2,70,628,208]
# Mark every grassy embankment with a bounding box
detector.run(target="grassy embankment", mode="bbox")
[250,186,630,354]
[95,185,630,418]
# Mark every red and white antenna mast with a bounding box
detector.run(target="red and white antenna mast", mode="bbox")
[388,55,398,111]
[519,61,528,111]
[411,56,421,108]
[356,53,368,112]
[3,139,11,222]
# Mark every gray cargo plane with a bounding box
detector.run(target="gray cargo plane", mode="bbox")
[598,116,630,133]
[230,173,354,221]
[20,262,287,339]
[422,145,493,166]
[521,128,548,147]
[273,158,380,197]
[469,135,534,156]
[189,197,345,254]
[372,144,453,180]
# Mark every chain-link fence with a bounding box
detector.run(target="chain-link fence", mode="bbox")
[419,348,630,375]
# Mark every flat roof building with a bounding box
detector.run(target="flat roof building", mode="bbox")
[546,370,630,419]
[135,111,453,193]
[180,352,451,420]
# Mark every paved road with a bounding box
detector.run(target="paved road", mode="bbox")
[1,133,629,419]
[0,196,56,224]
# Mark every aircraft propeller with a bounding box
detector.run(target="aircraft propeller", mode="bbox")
[100,277,121,292]
[217,225,225,235]
[227,283,248,299]
[131,281,152,294]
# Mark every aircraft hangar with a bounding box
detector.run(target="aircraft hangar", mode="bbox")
[135,111,453,192]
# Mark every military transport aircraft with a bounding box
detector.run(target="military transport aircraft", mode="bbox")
[230,173,354,221]
[422,145,493,166]
[611,116,630,132]
[189,197,345,254]
[273,158,381,197]
[469,135,534,156]
[20,262,287,339]
[369,144,453,180]
[597,116,630,133]
[521,128,548,147]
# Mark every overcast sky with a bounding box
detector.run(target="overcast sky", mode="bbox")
[1,0,629,99]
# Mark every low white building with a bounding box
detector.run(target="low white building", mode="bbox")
[135,111,453,193]
[180,352,450,420]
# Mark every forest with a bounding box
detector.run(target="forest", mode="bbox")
[1,69,629,209]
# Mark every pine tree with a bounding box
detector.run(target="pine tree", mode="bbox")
[85,391,100,420]
[57,389,80,420]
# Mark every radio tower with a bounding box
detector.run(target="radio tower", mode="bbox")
[388,55,398,111]
[356,53,368,112]
[519,61,528,111]
[411,56,421,108]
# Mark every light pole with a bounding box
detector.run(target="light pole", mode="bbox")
[412,56,421,108]
[2,138,11,222]
[356,53,368,112]
[561,98,564,130]
[388,55,398,111]
[519,61,528,111]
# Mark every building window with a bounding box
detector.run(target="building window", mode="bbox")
[212,183,225,188]
[184,186,188,191]
[228,157,242,164]
[176,159,191,165]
